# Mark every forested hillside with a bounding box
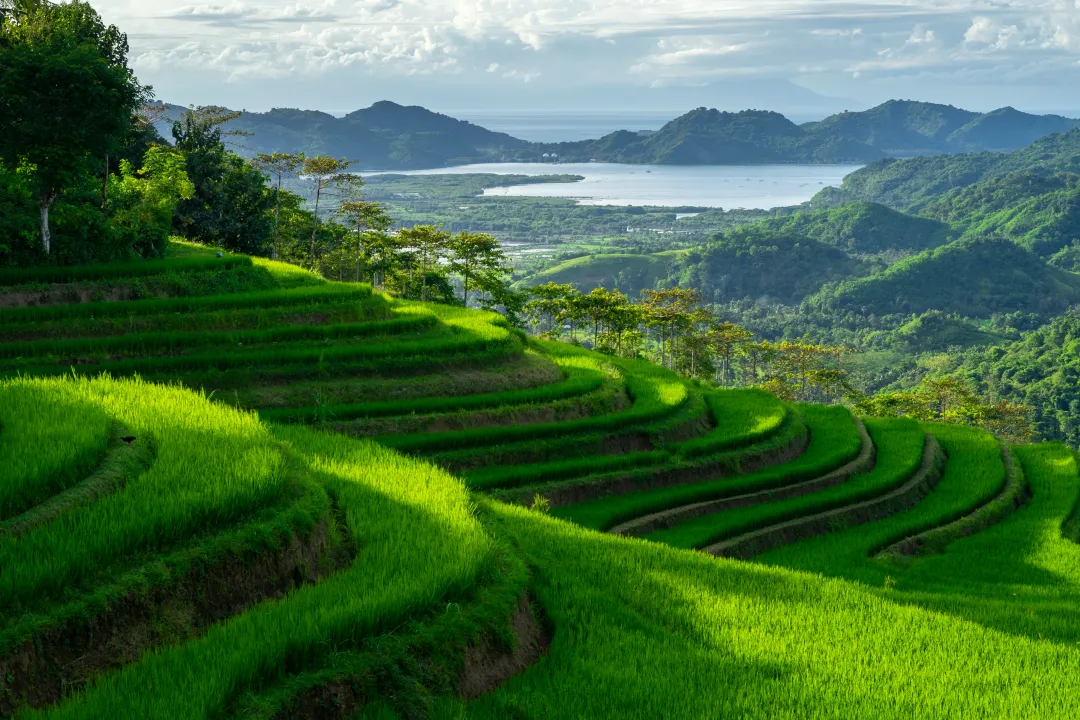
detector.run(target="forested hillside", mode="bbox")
[671,231,863,304]
[802,100,1080,156]
[807,236,1080,318]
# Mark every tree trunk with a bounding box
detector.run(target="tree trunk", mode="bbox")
[272,178,281,260]
[360,226,369,282]
[39,193,52,254]
[101,154,109,213]
[421,251,428,301]
[310,183,322,269]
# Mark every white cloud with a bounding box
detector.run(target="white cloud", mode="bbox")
[89,0,1080,111]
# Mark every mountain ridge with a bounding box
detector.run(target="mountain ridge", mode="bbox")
[157,99,1080,171]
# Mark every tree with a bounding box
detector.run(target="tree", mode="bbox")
[171,108,273,254]
[301,155,359,270]
[525,282,579,337]
[252,152,304,259]
[397,225,451,302]
[0,0,147,254]
[708,321,753,387]
[336,200,393,283]
[447,232,509,307]
[108,146,194,257]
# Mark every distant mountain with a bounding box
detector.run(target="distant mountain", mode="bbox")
[156,99,1080,171]
[802,101,1080,157]
[803,101,980,157]
[159,101,532,170]
[541,109,884,165]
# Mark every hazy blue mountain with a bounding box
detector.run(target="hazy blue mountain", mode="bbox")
[156,100,1080,170]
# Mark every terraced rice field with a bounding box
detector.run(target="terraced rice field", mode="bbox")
[3,242,1079,719]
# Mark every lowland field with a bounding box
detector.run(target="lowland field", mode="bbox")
[2,241,1079,719]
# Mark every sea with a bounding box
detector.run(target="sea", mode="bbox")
[385,162,863,210]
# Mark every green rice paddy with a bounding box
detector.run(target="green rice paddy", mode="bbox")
[3,245,1078,719]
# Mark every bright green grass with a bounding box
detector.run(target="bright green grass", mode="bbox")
[26,388,492,720]
[671,389,788,458]
[6,306,519,380]
[647,417,925,549]
[0,255,252,287]
[447,500,1080,719]
[467,448,671,491]
[260,351,609,424]
[760,431,1080,645]
[556,405,860,531]
[0,284,371,324]
[379,358,688,455]
[465,388,785,491]
[0,297,389,344]
[0,382,111,520]
[0,313,437,360]
[0,376,288,616]
[231,350,561,410]
[760,424,1006,582]
[140,344,525,392]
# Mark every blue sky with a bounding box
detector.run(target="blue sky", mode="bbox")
[95,1,1080,118]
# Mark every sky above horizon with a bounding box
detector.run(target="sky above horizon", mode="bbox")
[94,0,1080,119]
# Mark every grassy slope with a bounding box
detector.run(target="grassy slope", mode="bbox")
[8,246,1080,718]
[518,253,674,293]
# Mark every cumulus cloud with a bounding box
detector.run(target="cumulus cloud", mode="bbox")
[91,0,1080,111]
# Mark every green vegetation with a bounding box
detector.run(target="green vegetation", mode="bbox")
[518,252,676,295]
[4,239,1080,718]
[556,404,859,531]
[808,236,1080,318]
[648,416,925,549]
[0,381,111,520]
[737,200,953,256]
[10,7,1080,715]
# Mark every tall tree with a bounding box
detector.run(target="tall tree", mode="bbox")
[447,232,509,307]
[0,0,146,254]
[301,155,359,270]
[252,152,304,259]
[397,225,450,302]
[171,109,272,254]
[336,200,393,283]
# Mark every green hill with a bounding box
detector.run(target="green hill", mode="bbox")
[948,106,1080,152]
[886,311,1011,352]
[814,128,1080,211]
[802,100,1080,157]
[673,230,863,304]
[808,235,1080,317]
[802,100,979,156]
[518,252,676,295]
[754,200,953,255]
[4,246,1080,718]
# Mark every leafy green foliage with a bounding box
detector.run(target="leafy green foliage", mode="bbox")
[674,230,862,304]
[0,0,147,254]
[171,110,274,255]
[807,236,1080,318]
[749,200,953,256]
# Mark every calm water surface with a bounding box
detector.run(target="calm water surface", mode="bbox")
[389,162,863,209]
